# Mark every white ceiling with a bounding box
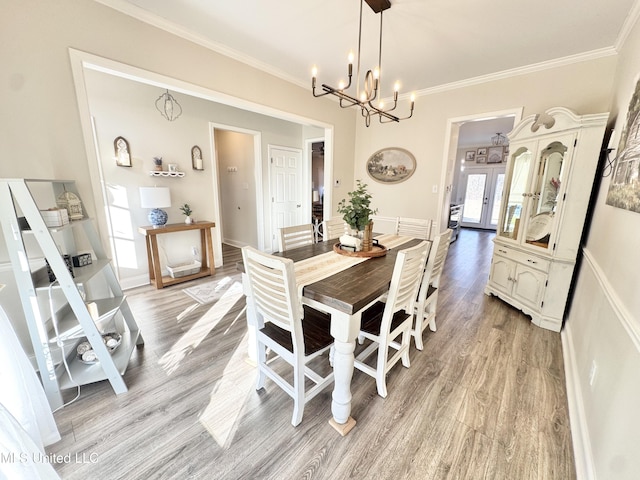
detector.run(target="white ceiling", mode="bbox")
[96,0,638,142]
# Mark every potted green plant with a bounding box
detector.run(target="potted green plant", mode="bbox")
[179,203,193,224]
[337,180,377,250]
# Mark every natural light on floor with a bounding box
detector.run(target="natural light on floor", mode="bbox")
[198,330,256,449]
[158,280,244,375]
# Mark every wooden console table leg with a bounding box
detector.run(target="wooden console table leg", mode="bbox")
[204,227,215,275]
[149,235,163,288]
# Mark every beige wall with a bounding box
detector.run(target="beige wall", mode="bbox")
[1,3,638,476]
[353,59,616,226]
[562,14,640,480]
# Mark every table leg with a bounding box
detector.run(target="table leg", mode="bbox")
[149,235,163,288]
[329,337,357,435]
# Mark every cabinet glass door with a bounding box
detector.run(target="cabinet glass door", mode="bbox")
[500,147,533,241]
[524,139,570,249]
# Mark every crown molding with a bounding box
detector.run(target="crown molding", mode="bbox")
[95,0,620,100]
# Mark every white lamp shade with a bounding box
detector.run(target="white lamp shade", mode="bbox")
[139,187,171,208]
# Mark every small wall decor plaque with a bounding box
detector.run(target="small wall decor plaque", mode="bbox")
[192,145,203,170]
[366,147,416,184]
[114,136,131,167]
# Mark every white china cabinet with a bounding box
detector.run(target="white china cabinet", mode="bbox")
[485,107,608,331]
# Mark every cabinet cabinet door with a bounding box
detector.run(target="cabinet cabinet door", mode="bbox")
[489,256,513,293]
[498,143,535,242]
[512,264,546,309]
[522,133,576,252]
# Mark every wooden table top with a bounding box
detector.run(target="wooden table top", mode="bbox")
[138,221,216,235]
[275,238,423,315]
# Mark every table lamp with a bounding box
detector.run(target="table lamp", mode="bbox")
[139,187,171,227]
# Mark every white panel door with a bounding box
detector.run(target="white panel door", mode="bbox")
[270,147,304,251]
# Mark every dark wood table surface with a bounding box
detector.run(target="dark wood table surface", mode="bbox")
[273,238,423,314]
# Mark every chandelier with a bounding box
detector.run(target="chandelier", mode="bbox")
[491,132,507,146]
[311,0,414,127]
[155,89,182,121]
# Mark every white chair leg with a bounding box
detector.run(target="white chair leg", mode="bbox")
[291,362,305,426]
[256,343,267,389]
[401,330,411,368]
[375,343,388,398]
[413,314,425,351]
[329,344,335,367]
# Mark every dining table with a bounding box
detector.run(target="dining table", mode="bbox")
[241,233,423,436]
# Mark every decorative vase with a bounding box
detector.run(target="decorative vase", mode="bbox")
[362,220,374,252]
[184,216,193,224]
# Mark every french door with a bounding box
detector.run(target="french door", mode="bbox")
[459,166,505,230]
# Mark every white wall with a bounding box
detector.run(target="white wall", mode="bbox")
[561,14,640,480]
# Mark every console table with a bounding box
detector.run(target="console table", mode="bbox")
[138,221,215,289]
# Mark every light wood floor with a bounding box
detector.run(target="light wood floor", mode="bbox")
[48,229,575,479]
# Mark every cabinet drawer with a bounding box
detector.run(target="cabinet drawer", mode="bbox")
[493,245,550,272]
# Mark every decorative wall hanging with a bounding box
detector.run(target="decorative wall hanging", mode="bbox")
[476,155,487,164]
[477,147,487,156]
[465,151,476,162]
[114,136,131,167]
[606,77,640,214]
[192,145,203,170]
[366,147,416,184]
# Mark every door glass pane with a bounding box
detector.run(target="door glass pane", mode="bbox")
[500,148,532,240]
[490,173,505,226]
[462,173,487,224]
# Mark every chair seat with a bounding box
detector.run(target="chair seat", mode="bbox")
[260,305,333,356]
[360,301,412,336]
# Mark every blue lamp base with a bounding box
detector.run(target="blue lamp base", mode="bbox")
[149,208,168,227]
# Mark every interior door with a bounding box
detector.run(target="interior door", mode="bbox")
[270,146,304,251]
[460,166,505,230]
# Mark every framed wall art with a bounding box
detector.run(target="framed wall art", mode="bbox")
[465,150,476,162]
[114,136,131,167]
[476,155,487,164]
[366,147,416,184]
[487,146,503,164]
[191,145,203,170]
[606,77,640,214]
[477,147,487,156]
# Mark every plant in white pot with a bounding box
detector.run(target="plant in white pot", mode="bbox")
[180,203,193,224]
[337,180,377,251]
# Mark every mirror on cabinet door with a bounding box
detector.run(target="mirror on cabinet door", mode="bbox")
[500,147,533,241]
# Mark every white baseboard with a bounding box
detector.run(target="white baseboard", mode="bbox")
[562,325,596,480]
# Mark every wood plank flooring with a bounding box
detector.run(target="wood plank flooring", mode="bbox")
[47,229,576,479]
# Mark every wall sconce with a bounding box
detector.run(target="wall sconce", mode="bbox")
[139,187,171,227]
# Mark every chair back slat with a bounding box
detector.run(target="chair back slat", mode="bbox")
[278,224,314,252]
[382,241,430,327]
[396,217,433,240]
[418,229,452,302]
[322,217,349,240]
[242,246,302,333]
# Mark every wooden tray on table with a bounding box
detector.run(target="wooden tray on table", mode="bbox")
[333,243,388,258]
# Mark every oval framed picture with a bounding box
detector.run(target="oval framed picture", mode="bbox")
[366,147,416,184]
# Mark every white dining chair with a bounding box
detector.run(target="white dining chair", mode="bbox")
[241,246,335,426]
[412,229,453,350]
[277,224,314,252]
[395,217,434,240]
[354,240,430,398]
[322,217,349,241]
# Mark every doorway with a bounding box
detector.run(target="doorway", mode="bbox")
[459,166,505,229]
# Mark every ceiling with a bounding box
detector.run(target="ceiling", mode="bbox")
[96,0,637,141]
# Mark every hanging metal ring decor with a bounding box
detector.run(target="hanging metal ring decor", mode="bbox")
[155,89,182,121]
